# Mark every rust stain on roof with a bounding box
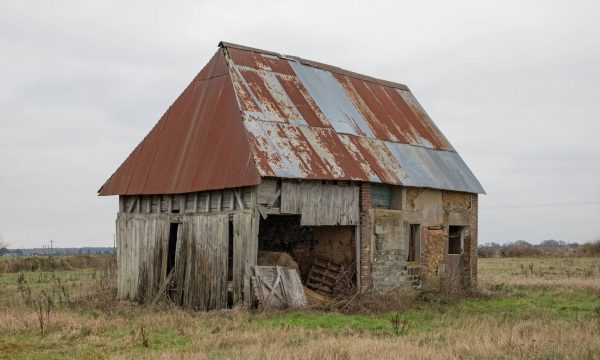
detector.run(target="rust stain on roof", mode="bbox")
[99,50,261,196]
[99,42,484,196]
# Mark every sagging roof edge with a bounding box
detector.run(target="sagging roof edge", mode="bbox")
[106,177,485,197]
[218,41,410,91]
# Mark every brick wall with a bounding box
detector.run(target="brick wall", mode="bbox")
[359,183,373,289]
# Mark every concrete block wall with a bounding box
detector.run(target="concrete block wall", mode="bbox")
[371,213,410,290]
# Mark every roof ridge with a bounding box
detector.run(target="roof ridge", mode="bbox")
[218,41,409,91]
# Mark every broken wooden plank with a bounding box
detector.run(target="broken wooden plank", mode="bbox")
[252,266,306,310]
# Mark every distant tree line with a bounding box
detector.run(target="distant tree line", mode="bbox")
[1,247,115,257]
[479,237,600,258]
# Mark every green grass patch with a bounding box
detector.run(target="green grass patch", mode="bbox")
[253,288,600,336]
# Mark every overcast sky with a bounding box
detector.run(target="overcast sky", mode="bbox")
[1,0,599,248]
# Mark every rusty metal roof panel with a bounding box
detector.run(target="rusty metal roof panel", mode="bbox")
[288,60,375,137]
[99,49,261,196]
[222,43,483,194]
[100,42,484,196]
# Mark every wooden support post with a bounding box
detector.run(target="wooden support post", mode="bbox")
[235,189,245,210]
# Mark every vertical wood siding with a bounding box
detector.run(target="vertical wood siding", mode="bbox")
[120,187,253,214]
[173,213,228,309]
[280,181,359,225]
[116,211,258,310]
[232,212,258,304]
[116,215,170,301]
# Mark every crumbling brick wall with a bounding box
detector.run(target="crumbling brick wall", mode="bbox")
[359,183,373,289]
[361,187,477,292]
[425,227,445,279]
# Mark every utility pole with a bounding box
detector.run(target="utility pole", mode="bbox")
[50,239,53,256]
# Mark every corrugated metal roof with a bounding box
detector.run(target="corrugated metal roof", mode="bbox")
[98,50,261,196]
[225,42,484,194]
[99,42,484,196]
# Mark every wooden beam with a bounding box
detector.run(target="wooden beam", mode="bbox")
[256,204,267,219]
[234,189,245,210]
[127,197,137,213]
[269,190,281,207]
[151,268,175,305]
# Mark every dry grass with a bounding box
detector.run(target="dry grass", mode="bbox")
[1,303,599,359]
[0,254,114,273]
[479,256,600,292]
[0,256,599,359]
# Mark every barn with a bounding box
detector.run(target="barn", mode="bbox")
[99,42,485,310]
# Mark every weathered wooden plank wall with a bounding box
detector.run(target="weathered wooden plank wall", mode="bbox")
[116,214,170,301]
[120,187,253,214]
[232,212,257,304]
[280,181,359,225]
[172,214,229,309]
[252,266,306,310]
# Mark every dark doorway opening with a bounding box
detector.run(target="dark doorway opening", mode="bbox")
[227,220,234,307]
[448,226,463,254]
[228,220,234,282]
[167,223,179,275]
[256,215,357,295]
[408,224,420,262]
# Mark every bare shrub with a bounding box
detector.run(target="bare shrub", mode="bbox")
[17,273,33,306]
[333,288,419,314]
[0,254,114,273]
[478,247,498,258]
[70,256,118,311]
[502,245,542,258]
[390,312,411,336]
[576,239,600,257]
[33,290,53,335]
[139,324,149,348]
[0,235,8,253]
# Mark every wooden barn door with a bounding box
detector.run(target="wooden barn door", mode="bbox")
[173,214,229,310]
[232,211,257,305]
[115,215,170,302]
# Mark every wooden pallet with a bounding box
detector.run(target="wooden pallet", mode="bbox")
[305,256,343,295]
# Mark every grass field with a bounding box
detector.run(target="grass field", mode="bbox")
[0,256,599,359]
